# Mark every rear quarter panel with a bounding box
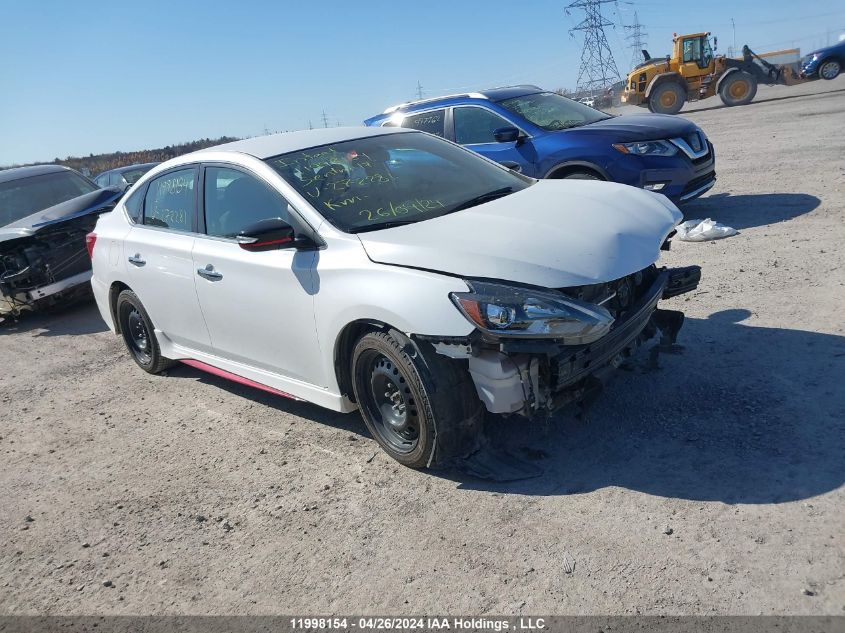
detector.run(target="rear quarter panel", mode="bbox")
[90,208,132,332]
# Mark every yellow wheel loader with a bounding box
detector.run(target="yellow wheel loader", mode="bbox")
[621,32,810,115]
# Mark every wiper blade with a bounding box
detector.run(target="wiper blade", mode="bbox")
[349,220,421,234]
[448,187,514,213]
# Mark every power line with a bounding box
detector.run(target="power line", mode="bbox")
[624,11,648,68]
[566,0,622,95]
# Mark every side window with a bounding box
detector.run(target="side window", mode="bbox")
[124,188,144,223]
[682,38,701,63]
[108,172,122,187]
[454,107,515,145]
[143,168,195,231]
[203,167,288,239]
[401,109,446,137]
[94,173,109,188]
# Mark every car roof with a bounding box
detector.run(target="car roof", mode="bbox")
[0,164,73,184]
[97,162,159,177]
[197,126,412,160]
[115,162,159,173]
[480,85,545,102]
[376,85,545,117]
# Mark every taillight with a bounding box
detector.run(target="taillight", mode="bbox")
[85,232,97,259]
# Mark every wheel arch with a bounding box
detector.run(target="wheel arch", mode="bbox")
[333,318,396,403]
[644,72,688,99]
[544,160,609,180]
[715,67,741,94]
[108,280,133,334]
[818,54,843,73]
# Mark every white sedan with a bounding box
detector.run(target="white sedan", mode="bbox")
[89,127,699,468]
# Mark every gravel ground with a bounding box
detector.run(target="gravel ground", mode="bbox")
[1,79,843,616]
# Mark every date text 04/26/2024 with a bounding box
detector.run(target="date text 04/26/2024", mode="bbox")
[289,617,547,631]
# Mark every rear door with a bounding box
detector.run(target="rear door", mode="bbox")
[451,106,537,176]
[122,165,213,352]
[190,164,323,385]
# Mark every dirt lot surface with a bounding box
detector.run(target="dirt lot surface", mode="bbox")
[1,80,844,616]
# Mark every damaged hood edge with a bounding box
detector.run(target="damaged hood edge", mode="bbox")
[0,188,122,244]
[357,179,682,288]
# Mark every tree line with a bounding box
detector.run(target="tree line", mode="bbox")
[3,136,239,176]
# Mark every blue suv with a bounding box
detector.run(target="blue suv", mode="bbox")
[364,85,716,203]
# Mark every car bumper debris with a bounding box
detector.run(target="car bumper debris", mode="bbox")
[423,265,701,418]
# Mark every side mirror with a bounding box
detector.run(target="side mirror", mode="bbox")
[236,218,295,251]
[493,126,522,144]
[713,36,718,51]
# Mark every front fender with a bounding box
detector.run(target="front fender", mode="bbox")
[543,159,612,180]
[312,234,473,393]
[715,67,741,93]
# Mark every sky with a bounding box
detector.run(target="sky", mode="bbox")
[1,0,844,166]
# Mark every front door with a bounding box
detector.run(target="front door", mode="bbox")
[452,106,537,176]
[191,165,323,385]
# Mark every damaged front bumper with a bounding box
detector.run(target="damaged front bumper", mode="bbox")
[426,265,701,417]
[0,188,120,318]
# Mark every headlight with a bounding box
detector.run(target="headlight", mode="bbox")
[450,281,614,344]
[613,140,678,156]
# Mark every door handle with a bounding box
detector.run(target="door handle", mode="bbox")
[197,264,223,281]
[128,254,146,266]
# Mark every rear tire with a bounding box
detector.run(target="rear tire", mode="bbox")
[115,289,174,374]
[351,330,482,469]
[819,59,841,80]
[719,72,758,106]
[647,83,685,115]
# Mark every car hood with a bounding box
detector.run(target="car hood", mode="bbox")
[0,187,122,243]
[807,41,845,58]
[357,180,682,288]
[567,113,698,141]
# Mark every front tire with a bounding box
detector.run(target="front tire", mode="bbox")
[562,171,600,180]
[719,72,758,106]
[115,289,173,374]
[819,59,841,80]
[648,83,685,115]
[351,330,482,468]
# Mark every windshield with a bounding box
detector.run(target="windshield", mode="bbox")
[499,92,611,131]
[122,166,154,185]
[0,170,98,227]
[266,132,531,233]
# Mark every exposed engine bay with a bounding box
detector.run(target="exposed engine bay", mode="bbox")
[0,188,120,319]
[0,218,99,316]
[421,264,701,418]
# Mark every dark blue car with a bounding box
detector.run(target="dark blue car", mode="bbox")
[801,40,844,80]
[364,85,716,203]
